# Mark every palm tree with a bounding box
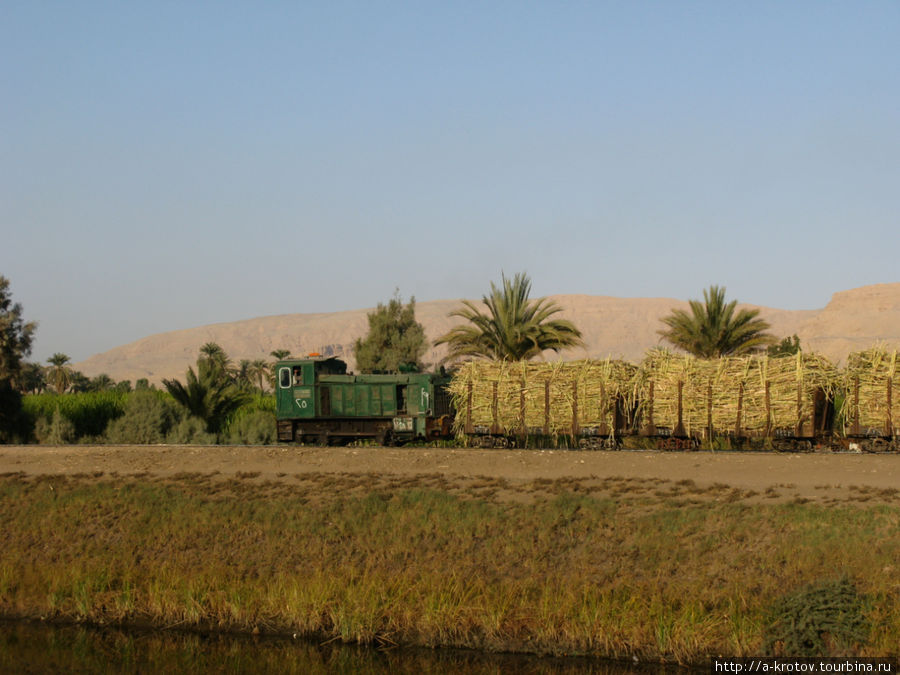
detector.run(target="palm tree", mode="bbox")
[162,358,249,434]
[46,353,73,394]
[435,272,584,362]
[89,373,115,391]
[269,349,291,361]
[21,362,47,394]
[658,285,776,358]
[248,359,270,393]
[235,359,253,390]
[199,342,233,384]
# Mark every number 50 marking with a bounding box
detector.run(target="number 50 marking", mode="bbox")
[295,399,308,409]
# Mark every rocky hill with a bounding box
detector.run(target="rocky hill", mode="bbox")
[75,284,900,385]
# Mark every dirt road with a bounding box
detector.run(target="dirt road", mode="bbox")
[2,445,899,504]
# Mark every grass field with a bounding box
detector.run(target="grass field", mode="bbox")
[1,468,898,664]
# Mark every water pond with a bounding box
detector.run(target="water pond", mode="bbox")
[0,620,684,674]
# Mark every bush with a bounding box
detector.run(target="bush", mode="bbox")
[34,408,77,445]
[105,390,181,444]
[167,417,216,445]
[764,577,871,656]
[226,410,276,445]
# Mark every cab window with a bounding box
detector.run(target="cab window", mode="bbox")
[292,366,303,386]
[279,367,292,389]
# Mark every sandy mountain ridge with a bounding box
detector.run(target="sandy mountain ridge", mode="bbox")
[76,283,900,386]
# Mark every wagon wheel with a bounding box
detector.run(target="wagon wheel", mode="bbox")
[478,435,494,448]
[493,436,510,449]
[869,438,887,453]
[773,439,793,452]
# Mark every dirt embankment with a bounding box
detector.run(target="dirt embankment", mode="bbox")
[3,445,900,505]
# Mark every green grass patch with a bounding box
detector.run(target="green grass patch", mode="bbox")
[1,475,898,663]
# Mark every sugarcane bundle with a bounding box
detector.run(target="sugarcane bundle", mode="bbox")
[843,347,899,435]
[635,349,839,437]
[634,349,720,436]
[740,352,839,435]
[447,359,637,437]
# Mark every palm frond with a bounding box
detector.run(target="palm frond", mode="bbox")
[436,272,584,362]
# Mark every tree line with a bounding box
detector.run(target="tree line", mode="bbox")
[1,272,798,444]
[356,273,796,372]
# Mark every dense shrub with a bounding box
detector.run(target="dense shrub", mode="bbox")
[764,577,871,656]
[24,392,127,440]
[166,417,216,445]
[18,388,279,445]
[105,390,181,444]
[226,409,276,445]
[34,408,77,444]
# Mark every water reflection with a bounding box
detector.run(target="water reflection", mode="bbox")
[0,620,682,674]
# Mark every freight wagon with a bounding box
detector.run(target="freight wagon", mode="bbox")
[447,352,854,451]
[274,356,454,445]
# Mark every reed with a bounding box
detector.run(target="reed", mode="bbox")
[1,473,899,663]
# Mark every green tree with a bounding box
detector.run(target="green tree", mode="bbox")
[162,354,250,435]
[0,275,37,389]
[68,370,91,393]
[89,373,116,391]
[114,380,133,394]
[235,359,253,390]
[353,291,427,373]
[0,380,28,443]
[199,342,233,384]
[658,285,776,358]
[768,334,801,357]
[269,349,291,360]
[248,359,270,393]
[435,272,584,362]
[46,353,73,394]
[21,362,47,394]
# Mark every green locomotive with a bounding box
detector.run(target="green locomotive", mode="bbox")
[274,356,454,445]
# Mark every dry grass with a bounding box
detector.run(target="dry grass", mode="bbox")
[1,473,899,664]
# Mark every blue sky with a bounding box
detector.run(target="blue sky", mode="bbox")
[3,2,899,363]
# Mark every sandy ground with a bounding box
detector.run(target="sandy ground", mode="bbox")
[2,445,900,504]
